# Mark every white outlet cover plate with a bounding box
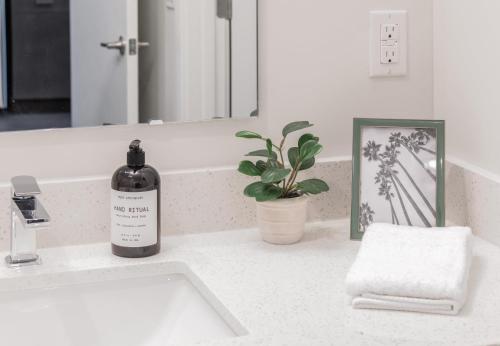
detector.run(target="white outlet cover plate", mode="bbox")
[369,10,407,77]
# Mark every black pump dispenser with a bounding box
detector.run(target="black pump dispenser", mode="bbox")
[111,139,161,258]
[127,140,145,167]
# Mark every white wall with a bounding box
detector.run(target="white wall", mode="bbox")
[434,0,500,176]
[0,0,434,182]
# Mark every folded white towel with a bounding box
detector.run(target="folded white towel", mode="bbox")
[346,223,473,315]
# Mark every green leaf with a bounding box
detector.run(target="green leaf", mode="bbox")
[256,160,267,173]
[267,159,280,168]
[244,182,267,197]
[236,131,262,139]
[266,139,273,157]
[255,185,283,202]
[297,179,330,195]
[299,133,319,149]
[299,157,315,171]
[238,161,262,176]
[246,149,278,160]
[288,147,300,168]
[288,147,316,171]
[244,182,282,202]
[261,168,291,183]
[282,121,313,137]
[299,140,323,161]
[246,149,269,158]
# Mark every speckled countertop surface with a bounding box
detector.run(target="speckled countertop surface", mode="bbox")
[1,220,500,346]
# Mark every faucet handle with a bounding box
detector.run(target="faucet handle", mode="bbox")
[11,176,41,198]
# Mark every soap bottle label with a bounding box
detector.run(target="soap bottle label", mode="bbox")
[111,190,157,247]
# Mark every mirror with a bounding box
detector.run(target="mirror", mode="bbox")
[0,0,258,132]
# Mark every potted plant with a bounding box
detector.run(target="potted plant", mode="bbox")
[236,121,330,244]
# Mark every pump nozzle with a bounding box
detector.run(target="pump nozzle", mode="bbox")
[127,139,145,167]
[129,139,142,152]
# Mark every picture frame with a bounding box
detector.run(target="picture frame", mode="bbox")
[350,118,445,240]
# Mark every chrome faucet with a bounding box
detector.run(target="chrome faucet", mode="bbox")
[5,176,50,268]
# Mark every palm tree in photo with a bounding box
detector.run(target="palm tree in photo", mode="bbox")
[359,203,375,232]
[382,144,437,218]
[378,160,412,225]
[375,170,400,225]
[363,140,412,225]
[363,140,382,161]
[380,146,432,227]
[416,128,436,138]
[389,132,437,182]
[411,129,436,155]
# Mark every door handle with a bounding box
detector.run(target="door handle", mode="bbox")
[129,39,150,55]
[100,36,127,56]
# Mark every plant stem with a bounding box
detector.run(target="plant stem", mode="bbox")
[278,137,286,168]
[283,161,301,196]
[277,136,287,191]
[268,137,286,167]
[259,138,285,167]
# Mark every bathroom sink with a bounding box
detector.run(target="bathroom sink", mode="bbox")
[0,268,241,346]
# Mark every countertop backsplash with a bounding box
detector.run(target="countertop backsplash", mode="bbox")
[446,159,500,247]
[0,158,497,251]
[0,159,352,251]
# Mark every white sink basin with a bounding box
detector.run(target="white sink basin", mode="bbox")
[0,264,243,346]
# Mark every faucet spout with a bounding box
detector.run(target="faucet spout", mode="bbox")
[12,197,50,227]
[6,176,50,268]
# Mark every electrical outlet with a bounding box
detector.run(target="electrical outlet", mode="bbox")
[381,24,400,41]
[381,45,399,64]
[370,10,407,77]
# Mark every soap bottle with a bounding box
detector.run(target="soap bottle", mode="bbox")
[111,140,161,258]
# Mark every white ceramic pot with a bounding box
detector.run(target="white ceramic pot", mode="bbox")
[256,196,308,245]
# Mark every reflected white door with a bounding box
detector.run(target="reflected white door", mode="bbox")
[70,0,139,127]
[232,0,258,118]
[139,0,231,123]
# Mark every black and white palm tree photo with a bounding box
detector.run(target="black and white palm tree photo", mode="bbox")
[359,127,438,232]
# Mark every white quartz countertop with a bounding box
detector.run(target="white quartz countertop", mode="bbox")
[1,220,500,346]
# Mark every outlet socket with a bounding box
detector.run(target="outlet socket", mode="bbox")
[370,10,407,77]
[381,45,399,64]
[381,24,400,41]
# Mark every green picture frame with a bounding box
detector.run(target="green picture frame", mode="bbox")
[350,118,445,240]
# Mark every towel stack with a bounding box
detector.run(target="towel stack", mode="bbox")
[346,223,472,315]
